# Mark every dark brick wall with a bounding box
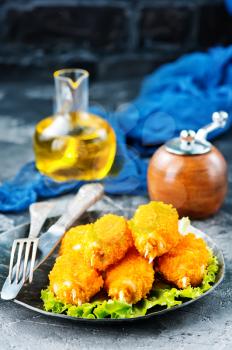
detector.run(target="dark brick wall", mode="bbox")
[0,0,231,80]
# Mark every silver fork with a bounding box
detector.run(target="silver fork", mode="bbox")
[8,201,54,285]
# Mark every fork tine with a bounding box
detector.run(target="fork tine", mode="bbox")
[22,241,31,283]
[9,240,17,284]
[15,242,24,284]
[29,239,38,283]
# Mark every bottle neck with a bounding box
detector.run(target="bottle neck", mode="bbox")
[54,69,89,115]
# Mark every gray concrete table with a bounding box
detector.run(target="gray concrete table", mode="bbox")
[0,75,231,350]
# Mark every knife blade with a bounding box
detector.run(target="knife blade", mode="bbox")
[1,183,104,300]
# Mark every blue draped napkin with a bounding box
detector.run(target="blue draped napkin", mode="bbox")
[1,46,232,212]
[225,0,232,14]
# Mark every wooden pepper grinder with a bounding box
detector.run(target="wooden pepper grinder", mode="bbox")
[147,111,228,219]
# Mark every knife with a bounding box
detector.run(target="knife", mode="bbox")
[1,183,104,300]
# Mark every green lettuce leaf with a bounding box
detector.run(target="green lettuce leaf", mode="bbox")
[41,288,68,314]
[41,254,219,319]
[94,300,133,319]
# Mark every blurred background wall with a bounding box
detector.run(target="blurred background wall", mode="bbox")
[0,0,231,81]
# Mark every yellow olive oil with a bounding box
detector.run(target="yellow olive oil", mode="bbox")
[34,112,116,181]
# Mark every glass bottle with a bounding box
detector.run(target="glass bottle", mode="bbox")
[34,69,116,181]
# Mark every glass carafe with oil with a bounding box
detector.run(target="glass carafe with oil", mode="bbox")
[34,69,116,181]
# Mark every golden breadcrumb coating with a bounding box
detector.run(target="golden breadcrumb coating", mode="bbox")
[129,201,180,262]
[59,224,93,256]
[49,252,103,305]
[156,233,210,289]
[105,248,155,304]
[59,214,133,271]
[85,214,133,271]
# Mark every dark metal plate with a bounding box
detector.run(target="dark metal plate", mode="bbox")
[0,210,225,324]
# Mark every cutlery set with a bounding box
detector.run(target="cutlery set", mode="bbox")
[1,183,104,300]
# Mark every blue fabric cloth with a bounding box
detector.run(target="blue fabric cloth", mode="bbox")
[1,46,232,213]
[225,0,232,14]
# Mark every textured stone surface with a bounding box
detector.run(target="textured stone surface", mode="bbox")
[140,5,194,48]
[199,3,232,47]
[0,74,231,349]
[6,5,127,52]
[97,52,180,82]
[0,0,230,80]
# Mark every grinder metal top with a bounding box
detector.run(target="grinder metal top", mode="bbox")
[165,111,228,155]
